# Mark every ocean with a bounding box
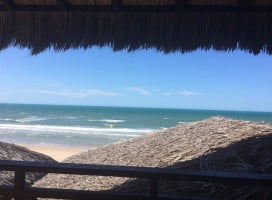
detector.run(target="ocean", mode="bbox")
[0,103,271,148]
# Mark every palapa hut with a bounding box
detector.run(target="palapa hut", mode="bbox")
[1,0,272,199]
[0,0,272,55]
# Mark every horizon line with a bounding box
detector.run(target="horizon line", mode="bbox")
[0,102,271,113]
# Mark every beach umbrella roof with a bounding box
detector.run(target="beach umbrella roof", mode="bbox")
[1,0,272,54]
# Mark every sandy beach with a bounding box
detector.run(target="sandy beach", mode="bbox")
[20,144,88,162]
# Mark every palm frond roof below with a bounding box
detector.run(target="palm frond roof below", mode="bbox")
[1,0,272,54]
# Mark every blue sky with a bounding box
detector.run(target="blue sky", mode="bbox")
[0,46,271,112]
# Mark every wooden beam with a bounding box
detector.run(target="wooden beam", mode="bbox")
[1,160,272,186]
[25,188,147,200]
[1,160,272,199]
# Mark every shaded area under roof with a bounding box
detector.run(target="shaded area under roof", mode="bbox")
[0,0,272,54]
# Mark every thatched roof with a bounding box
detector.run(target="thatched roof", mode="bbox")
[0,141,55,186]
[34,117,272,199]
[1,0,272,54]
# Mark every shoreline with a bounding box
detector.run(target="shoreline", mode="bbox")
[19,143,89,162]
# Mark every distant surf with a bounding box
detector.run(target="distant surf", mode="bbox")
[0,103,271,147]
[89,119,126,123]
[0,124,152,135]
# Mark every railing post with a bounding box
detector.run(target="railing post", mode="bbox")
[149,177,158,200]
[14,169,25,200]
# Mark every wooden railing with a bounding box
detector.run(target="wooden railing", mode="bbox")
[1,160,272,200]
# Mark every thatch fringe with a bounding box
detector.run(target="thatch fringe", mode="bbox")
[9,0,272,7]
[0,141,56,186]
[1,11,272,54]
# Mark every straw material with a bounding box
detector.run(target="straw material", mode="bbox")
[0,142,55,186]
[34,117,272,199]
[122,0,174,6]
[13,0,57,5]
[0,0,272,54]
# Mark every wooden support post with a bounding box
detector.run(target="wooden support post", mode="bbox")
[149,177,158,200]
[14,170,25,200]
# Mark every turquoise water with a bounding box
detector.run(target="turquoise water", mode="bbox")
[0,103,271,147]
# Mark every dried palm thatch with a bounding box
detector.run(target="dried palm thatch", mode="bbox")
[0,141,56,186]
[34,117,272,199]
[0,0,272,54]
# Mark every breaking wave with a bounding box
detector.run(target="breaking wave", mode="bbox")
[0,123,153,137]
[89,119,125,123]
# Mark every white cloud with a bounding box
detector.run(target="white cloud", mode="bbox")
[153,89,201,96]
[177,90,202,96]
[27,89,118,97]
[80,89,118,97]
[127,88,201,96]
[128,87,151,95]
[46,81,62,88]
[161,92,174,96]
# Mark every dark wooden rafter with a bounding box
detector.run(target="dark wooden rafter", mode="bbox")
[0,0,271,13]
[55,0,69,11]
[0,0,15,10]
[112,0,122,11]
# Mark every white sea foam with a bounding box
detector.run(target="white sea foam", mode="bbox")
[65,117,78,119]
[14,117,52,123]
[104,124,115,128]
[3,119,13,121]
[0,124,153,137]
[0,117,53,123]
[89,119,125,123]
